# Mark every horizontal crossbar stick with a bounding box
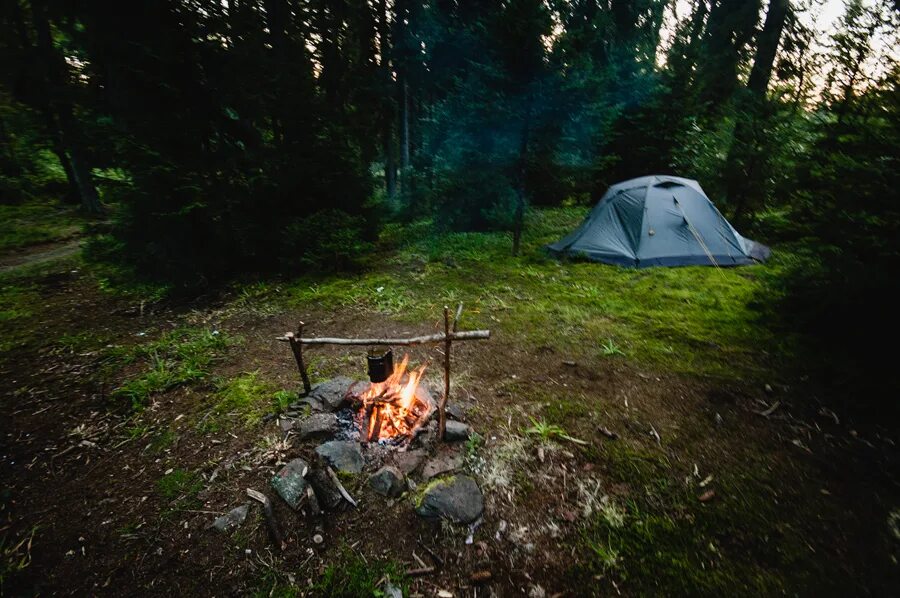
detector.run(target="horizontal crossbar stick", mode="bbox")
[276,330,490,346]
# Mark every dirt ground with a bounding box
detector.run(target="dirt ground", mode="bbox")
[1,258,898,597]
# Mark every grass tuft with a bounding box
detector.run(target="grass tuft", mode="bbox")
[108,327,232,410]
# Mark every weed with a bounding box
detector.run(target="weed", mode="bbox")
[601,339,625,357]
[0,528,35,591]
[156,469,203,516]
[524,417,586,445]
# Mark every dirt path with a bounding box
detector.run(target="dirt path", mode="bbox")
[0,237,82,273]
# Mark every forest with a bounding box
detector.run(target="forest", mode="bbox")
[1,0,898,595]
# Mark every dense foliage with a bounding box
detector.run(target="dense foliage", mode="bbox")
[1,0,898,394]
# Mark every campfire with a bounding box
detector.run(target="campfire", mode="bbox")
[278,304,490,442]
[347,354,436,443]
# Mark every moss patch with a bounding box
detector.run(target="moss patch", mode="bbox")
[199,372,293,432]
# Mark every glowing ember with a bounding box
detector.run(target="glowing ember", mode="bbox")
[351,354,434,442]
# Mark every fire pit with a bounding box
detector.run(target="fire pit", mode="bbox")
[278,304,490,442]
[347,354,436,443]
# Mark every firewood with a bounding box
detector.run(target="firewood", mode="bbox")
[326,466,358,507]
[246,488,286,550]
[306,486,321,517]
[369,406,385,441]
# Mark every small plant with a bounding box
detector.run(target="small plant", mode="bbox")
[310,546,407,597]
[157,469,203,516]
[601,339,626,357]
[525,417,587,445]
[1,528,35,591]
[464,431,483,459]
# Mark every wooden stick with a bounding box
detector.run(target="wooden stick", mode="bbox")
[404,566,435,577]
[326,466,358,507]
[452,302,463,332]
[439,306,451,441]
[246,488,286,550]
[276,330,490,346]
[286,323,312,395]
[417,540,444,567]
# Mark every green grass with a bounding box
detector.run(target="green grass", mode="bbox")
[0,283,43,353]
[156,469,203,516]
[280,207,776,380]
[312,548,407,598]
[571,440,848,596]
[198,372,294,433]
[107,327,232,410]
[0,200,85,252]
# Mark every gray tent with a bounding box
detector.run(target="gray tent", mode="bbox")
[547,175,770,267]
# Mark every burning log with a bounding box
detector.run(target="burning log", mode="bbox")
[368,406,385,442]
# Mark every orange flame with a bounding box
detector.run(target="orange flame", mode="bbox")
[359,354,428,441]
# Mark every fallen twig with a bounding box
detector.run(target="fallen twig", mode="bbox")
[417,540,444,568]
[597,426,618,440]
[649,424,661,446]
[756,401,781,418]
[404,566,435,577]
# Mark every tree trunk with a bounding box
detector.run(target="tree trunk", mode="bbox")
[401,78,410,171]
[378,0,396,197]
[725,0,790,225]
[31,0,103,214]
[747,0,790,96]
[512,97,533,257]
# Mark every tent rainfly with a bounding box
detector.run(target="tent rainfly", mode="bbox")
[547,175,770,267]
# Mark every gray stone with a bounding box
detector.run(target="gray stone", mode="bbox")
[383,583,402,598]
[315,440,364,474]
[444,420,472,441]
[393,449,427,475]
[309,377,354,411]
[422,448,464,480]
[369,466,405,497]
[413,420,439,450]
[415,475,484,524]
[297,413,338,440]
[210,504,249,533]
[271,458,310,509]
[446,402,467,422]
[279,418,295,433]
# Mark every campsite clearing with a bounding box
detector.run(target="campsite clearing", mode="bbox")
[1,208,896,596]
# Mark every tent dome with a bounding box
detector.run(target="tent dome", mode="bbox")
[547,175,770,267]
